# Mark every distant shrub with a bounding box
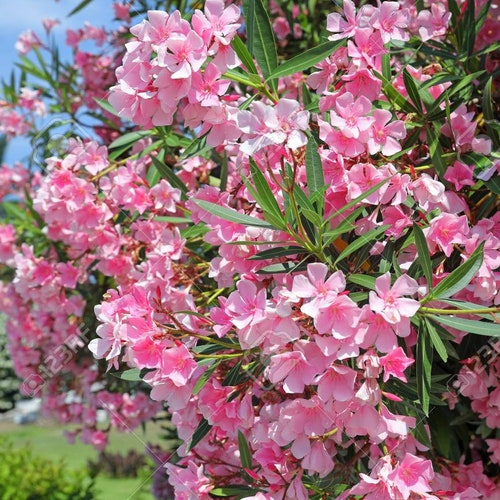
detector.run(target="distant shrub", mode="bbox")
[0,438,96,500]
[87,449,148,479]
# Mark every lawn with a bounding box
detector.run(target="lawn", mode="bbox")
[0,419,171,499]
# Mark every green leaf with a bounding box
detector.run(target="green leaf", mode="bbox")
[179,133,210,160]
[347,274,377,290]
[231,35,258,74]
[429,314,500,337]
[109,131,151,149]
[93,98,120,117]
[416,323,433,416]
[249,160,284,224]
[243,0,255,54]
[413,223,433,290]
[381,53,391,81]
[155,216,192,224]
[321,206,364,248]
[373,70,418,114]
[426,124,446,178]
[322,177,390,228]
[423,317,448,363]
[462,0,476,57]
[334,225,389,265]
[223,68,263,88]
[248,246,305,260]
[67,0,94,16]
[193,200,275,229]
[245,0,278,92]
[193,362,220,395]
[187,417,212,452]
[305,136,325,212]
[427,242,484,301]
[222,360,246,386]
[403,69,423,114]
[238,431,253,469]
[110,368,141,381]
[267,40,345,81]
[150,156,189,200]
[210,486,261,497]
[257,261,308,275]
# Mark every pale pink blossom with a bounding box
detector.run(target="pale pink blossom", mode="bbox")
[369,272,420,324]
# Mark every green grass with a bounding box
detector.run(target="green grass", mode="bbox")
[0,420,170,499]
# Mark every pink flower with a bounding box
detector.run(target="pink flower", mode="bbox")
[444,160,475,191]
[326,0,371,40]
[225,279,267,330]
[425,213,469,257]
[379,347,415,382]
[237,99,309,154]
[318,118,366,157]
[388,453,434,499]
[329,92,373,139]
[367,109,406,156]
[347,28,387,68]
[417,3,451,41]
[268,349,318,393]
[292,263,345,310]
[160,30,207,78]
[192,0,241,48]
[113,2,131,22]
[316,364,357,402]
[369,272,420,324]
[370,2,409,43]
[15,30,42,54]
[188,62,230,106]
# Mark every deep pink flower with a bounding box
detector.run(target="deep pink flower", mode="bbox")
[379,347,415,382]
[367,109,406,156]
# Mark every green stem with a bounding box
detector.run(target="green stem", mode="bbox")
[194,334,243,351]
[194,352,245,359]
[420,306,500,315]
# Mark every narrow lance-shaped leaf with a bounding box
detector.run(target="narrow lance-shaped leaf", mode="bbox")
[249,159,284,223]
[334,225,390,265]
[423,317,448,363]
[323,177,391,228]
[416,322,433,416]
[193,361,221,395]
[210,486,262,497]
[425,242,484,302]
[238,431,253,469]
[242,0,255,54]
[245,0,278,92]
[413,223,433,290]
[109,130,151,149]
[150,156,188,200]
[193,200,275,229]
[248,246,305,260]
[187,417,212,452]
[231,35,258,74]
[429,314,500,337]
[403,69,423,114]
[68,0,94,16]
[305,136,325,213]
[373,70,418,114]
[426,124,446,178]
[267,40,345,81]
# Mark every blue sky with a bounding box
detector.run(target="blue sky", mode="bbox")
[0,1,123,164]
